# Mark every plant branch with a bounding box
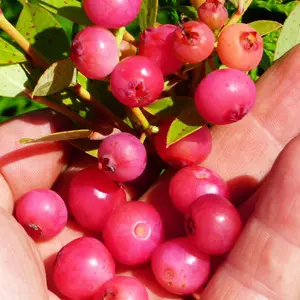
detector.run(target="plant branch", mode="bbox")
[131,107,150,130]
[0,10,132,133]
[223,0,254,29]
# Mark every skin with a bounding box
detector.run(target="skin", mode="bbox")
[1,45,300,299]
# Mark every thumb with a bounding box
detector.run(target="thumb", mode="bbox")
[202,133,300,300]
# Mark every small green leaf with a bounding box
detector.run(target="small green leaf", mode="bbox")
[0,37,27,64]
[144,96,193,119]
[139,0,159,32]
[20,129,93,144]
[16,3,70,62]
[163,78,183,92]
[0,64,30,97]
[35,0,92,25]
[32,59,76,96]
[175,5,198,20]
[114,27,126,48]
[251,0,296,17]
[166,106,206,146]
[274,3,300,60]
[249,20,282,36]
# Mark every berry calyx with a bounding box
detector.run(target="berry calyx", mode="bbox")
[70,26,119,80]
[98,133,147,182]
[173,21,215,64]
[110,56,164,107]
[217,23,264,71]
[195,68,256,125]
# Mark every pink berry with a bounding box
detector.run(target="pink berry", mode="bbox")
[69,167,126,232]
[173,21,215,64]
[151,237,210,295]
[139,25,184,76]
[103,201,164,265]
[198,0,228,31]
[15,189,67,240]
[53,237,115,300]
[154,119,212,168]
[83,0,142,28]
[93,276,149,300]
[217,23,264,71]
[70,26,119,80]
[169,165,229,213]
[195,68,256,125]
[185,194,242,255]
[98,133,147,182]
[110,56,164,107]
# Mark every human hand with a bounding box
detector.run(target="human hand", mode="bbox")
[1,44,300,300]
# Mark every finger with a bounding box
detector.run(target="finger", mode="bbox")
[0,109,71,212]
[0,207,49,299]
[202,133,300,300]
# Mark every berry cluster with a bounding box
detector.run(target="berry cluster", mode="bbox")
[13,0,265,299]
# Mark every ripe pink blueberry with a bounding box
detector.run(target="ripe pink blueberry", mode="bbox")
[98,132,147,182]
[173,21,215,64]
[83,0,142,28]
[151,237,210,295]
[68,167,127,232]
[93,276,149,300]
[103,201,164,266]
[198,0,229,31]
[169,165,229,213]
[110,56,164,107]
[154,119,212,168]
[53,237,115,300]
[185,194,242,255]
[195,68,256,125]
[139,24,184,75]
[15,189,67,240]
[217,23,264,71]
[70,26,119,80]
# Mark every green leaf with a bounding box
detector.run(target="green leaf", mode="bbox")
[16,3,70,62]
[249,20,282,37]
[166,106,206,146]
[0,64,30,97]
[274,3,300,60]
[174,5,198,20]
[251,0,296,16]
[139,0,159,32]
[68,139,99,158]
[20,129,93,144]
[0,37,27,64]
[144,96,193,119]
[35,0,92,25]
[32,59,76,96]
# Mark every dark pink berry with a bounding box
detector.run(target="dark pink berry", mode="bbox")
[98,133,147,182]
[53,237,115,300]
[139,25,184,76]
[70,26,119,80]
[217,23,264,71]
[185,194,242,255]
[15,189,67,240]
[195,68,256,125]
[93,276,149,300]
[103,201,164,266]
[83,0,142,28]
[169,165,229,213]
[68,167,126,232]
[198,0,228,31]
[154,119,212,168]
[110,56,164,107]
[151,237,210,295]
[173,21,215,64]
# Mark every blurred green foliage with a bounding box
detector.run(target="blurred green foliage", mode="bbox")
[0,0,295,122]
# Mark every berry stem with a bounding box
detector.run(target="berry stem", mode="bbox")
[0,12,131,133]
[123,30,138,46]
[23,90,93,128]
[139,132,147,143]
[223,0,253,29]
[131,107,150,131]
